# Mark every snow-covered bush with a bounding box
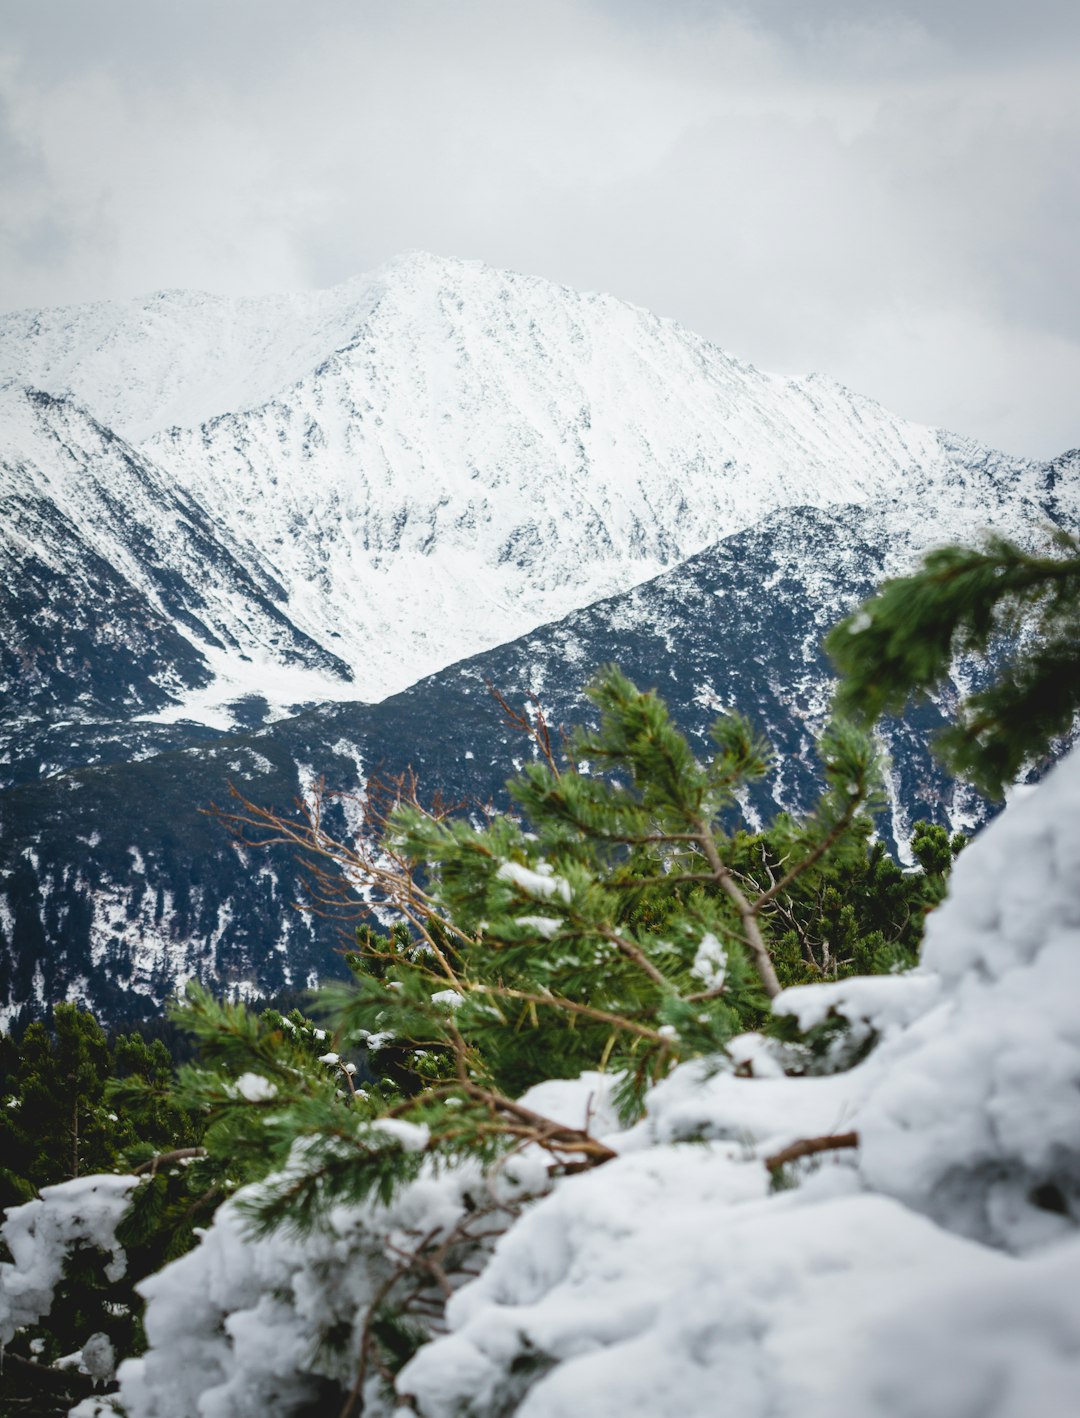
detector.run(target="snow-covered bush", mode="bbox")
[6,613,1078,1415]
[85,746,1080,1417]
[393,746,1080,1417]
[0,1175,137,1346]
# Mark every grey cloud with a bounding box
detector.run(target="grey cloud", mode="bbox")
[0,0,1076,457]
[593,0,1080,65]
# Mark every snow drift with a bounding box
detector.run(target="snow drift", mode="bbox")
[4,747,1079,1416]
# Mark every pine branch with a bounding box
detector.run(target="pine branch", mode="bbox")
[693,824,782,998]
[133,1147,208,1175]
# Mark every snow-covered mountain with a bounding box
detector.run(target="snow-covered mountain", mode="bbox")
[2,253,1077,1024]
[0,385,352,727]
[0,497,1062,1026]
[0,251,1060,727]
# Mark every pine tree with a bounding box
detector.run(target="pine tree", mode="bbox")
[0,669,964,1411]
[0,1010,203,1416]
[201,665,885,1233]
[826,530,1080,797]
[0,1007,117,1206]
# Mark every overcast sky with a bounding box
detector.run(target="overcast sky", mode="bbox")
[2,0,1077,457]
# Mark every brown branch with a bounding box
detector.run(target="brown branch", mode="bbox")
[468,983,670,1044]
[133,1147,208,1175]
[337,1225,443,1418]
[459,1080,618,1163]
[1,1349,95,1396]
[604,872,719,889]
[487,682,560,775]
[764,1131,859,1172]
[751,810,859,913]
[599,928,668,987]
[693,824,782,998]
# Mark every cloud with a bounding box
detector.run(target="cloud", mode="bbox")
[0,0,1076,456]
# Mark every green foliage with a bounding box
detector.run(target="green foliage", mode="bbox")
[0,1005,195,1211]
[827,531,1080,798]
[168,666,912,1243]
[0,1008,203,1416]
[732,816,964,986]
[0,665,969,1411]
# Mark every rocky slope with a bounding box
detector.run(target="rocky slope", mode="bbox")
[2,495,1068,1027]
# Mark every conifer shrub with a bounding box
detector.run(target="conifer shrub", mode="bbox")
[18,508,1076,1410]
[828,529,1080,797]
[184,664,927,1237]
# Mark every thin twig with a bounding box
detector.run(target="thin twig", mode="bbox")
[133,1147,208,1175]
[764,1131,859,1172]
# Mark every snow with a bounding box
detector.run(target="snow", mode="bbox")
[689,930,726,989]
[0,1174,138,1345]
[110,1153,529,1418]
[81,1332,118,1385]
[516,915,563,938]
[1,253,1057,724]
[13,712,1080,1417]
[394,749,1080,1416]
[497,861,573,904]
[231,1073,278,1103]
[365,1119,431,1153]
[430,989,465,1009]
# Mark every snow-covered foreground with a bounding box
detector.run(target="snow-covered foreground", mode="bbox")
[4,747,1079,1416]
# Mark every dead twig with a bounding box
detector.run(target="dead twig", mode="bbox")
[764,1131,859,1173]
[487,682,560,775]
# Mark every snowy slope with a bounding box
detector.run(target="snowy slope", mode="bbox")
[2,253,1075,1026]
[0,384,353,728]
[2,486,1072,1026]
[0,252,1057,712]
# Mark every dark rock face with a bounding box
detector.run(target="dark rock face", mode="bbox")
[0,385,354,789]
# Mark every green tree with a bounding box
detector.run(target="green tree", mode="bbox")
[0,1011,202,1416]
[198,666,883,1225]
[727,815,964,986]
[827,530,1080,798]
[0,1006,117,1207]
[0,669,966,1410]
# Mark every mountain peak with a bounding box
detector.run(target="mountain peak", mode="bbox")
[1,257,1055,714]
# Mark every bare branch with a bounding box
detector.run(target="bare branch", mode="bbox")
[692,823,782,999]
[133,1147,208,1175]
[487,682,561,775]
[764,1131,859,1173]
[751,809,859,913]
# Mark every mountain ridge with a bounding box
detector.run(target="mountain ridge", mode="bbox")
[1,495,1067,1027]
[2,253,1076,1025]
[0,252,1057,723]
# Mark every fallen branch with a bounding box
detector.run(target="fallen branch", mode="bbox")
[764,1131,859,1172]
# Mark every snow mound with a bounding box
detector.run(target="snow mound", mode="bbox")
[0,1174,137,1345]
[853,741,1080,1247]
[60,747,1080,1417]
[399,747,1080,1416]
